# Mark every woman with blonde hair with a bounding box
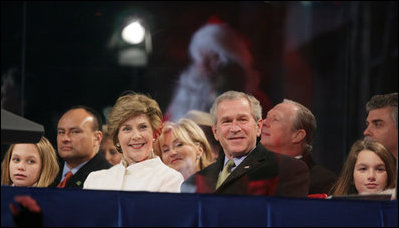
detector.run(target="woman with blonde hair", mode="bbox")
[155,118,213,180]
[84,92,183,192]
[1,136,59,187]
[331,139,396,196]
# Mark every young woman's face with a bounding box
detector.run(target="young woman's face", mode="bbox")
[353,150,388,195]
[9,144,42,187]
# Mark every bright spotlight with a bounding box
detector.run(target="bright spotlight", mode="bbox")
[108,13,152,67]
[121,21,145,44]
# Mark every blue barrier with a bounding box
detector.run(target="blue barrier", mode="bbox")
[1,186,397,227]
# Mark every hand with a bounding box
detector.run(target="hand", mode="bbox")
[9,195,43,227]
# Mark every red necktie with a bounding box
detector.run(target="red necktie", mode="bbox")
[57,171,73,188]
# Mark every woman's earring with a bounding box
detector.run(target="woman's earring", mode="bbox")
[197,155,201,160]
[115,143,122,153]
[149,148,156,159]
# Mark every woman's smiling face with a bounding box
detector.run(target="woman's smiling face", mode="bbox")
[118,114,155,165]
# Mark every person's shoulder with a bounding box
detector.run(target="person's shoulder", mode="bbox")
[85,164,120,187]
[246,143,272,161]
[154,162,184,185]
[183,161,218,181]
[148,157,181,177]
[89,152,112,168]
[158,160,183,177]
[273,151,299,161]
[274,152,308,170]
[310,164,337,179]
[83,166,113,189]
[162,164,180,174]
[250,145,307,172]
[87,164,117,177]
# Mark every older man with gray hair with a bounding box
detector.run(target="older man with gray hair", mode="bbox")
[182,90,309,197]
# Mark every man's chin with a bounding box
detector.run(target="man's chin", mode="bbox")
[228,149,248,158]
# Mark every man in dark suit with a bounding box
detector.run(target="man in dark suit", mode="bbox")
[260,99,337,195]
[181,91,309,197]
[50,105,111,188]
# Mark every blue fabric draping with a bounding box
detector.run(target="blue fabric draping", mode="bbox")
[1,186,397,227]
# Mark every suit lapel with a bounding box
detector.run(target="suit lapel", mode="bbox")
[67,153,100,188]
[219,144,270,189]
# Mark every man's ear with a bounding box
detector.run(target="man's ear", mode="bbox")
[292,129,306,144]
[212,125,219,141]
[256,118,262,137]
[196,143,204,157]
[94,130,103,146]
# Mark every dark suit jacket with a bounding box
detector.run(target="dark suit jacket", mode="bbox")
[182,143,310,197]
[301,154,337,194]
[49,152,111,188]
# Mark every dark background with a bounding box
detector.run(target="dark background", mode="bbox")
[1,1,397,175]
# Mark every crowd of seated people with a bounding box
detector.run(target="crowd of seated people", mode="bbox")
[2,91,397,196]
[1,18,397,226]
[2,92,396,196]
[2,18,396,199]
[1,19,398,223]
[1,90,397,226]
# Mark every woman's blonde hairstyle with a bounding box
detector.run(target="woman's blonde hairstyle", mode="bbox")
[1,136,59,187]
[155,119,213,171]
[108,92,163,152]
[330,139,396,196]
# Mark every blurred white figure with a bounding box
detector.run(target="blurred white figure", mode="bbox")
[166,22,271,121]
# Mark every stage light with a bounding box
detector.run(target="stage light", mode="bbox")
[121,21,146,45]
[108,11,153,67]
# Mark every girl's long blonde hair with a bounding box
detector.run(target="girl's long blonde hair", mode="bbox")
[1,136,59,187]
